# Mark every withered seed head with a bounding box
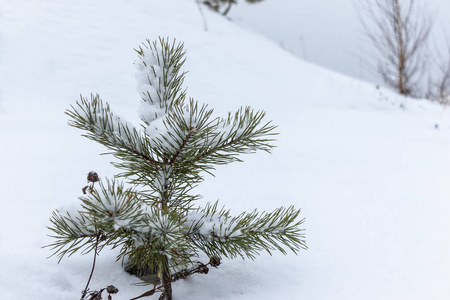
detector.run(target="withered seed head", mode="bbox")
[106,285,119,294]
[87,171,100,183]
[209,257,221,268]
[198,264,209,274]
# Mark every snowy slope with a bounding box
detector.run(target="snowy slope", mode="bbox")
[1,1,450,299]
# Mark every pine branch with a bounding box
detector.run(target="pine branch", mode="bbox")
[186,204,306,260]
[46,179,195,269]
[186,107,278,168]
[46,180,144,261]
[135,37,187,125]
[45,208,102,262]
[146,101,278,180]
[168,129,194,164]
[79,179,147,231]
[147,99,215,162]
[66,94,163,167]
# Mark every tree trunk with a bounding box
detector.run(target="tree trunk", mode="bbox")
[159,271,172,300]
[158,256,173,300]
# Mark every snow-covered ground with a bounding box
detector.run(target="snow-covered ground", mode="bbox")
[1,1,450,299]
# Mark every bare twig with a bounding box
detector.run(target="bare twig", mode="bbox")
[196,0,209,31]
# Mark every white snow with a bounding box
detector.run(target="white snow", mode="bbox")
[1,0,450,299]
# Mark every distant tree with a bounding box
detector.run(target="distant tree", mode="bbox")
[46,37,306,300]
[356,0,433,97]
[203,0,263,16]
[428,37,450,104]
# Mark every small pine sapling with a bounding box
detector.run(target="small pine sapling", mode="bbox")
[46,37,307,300]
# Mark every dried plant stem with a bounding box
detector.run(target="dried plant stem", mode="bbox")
[81,231,100,300]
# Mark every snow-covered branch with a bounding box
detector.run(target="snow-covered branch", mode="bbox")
[67,94,162,167]
[186,203,306,260]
